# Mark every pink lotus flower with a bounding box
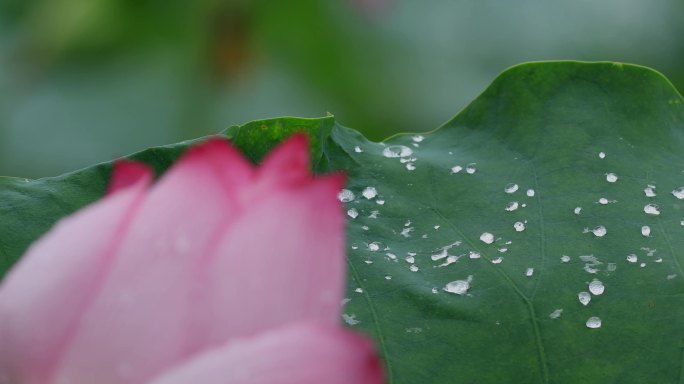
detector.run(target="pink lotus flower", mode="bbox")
[0,135,383,384]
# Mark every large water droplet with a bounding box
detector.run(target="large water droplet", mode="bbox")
[586,316,602,329]
[644,204,660,215]
[405,255,415,263]
[598,198,609,205]
[641,226,651,237]
[382,145,413,158]
[505,183,519,193]
[337,189,355,203]
[354,146,363,153]
[406,163,416,171]
[606,173,618,183]
[598,152,606,159]
[591,226,607,237]
[626,254,638,263]
[578,292,591,306]
[672,187,684,199]
[469,251,481,259]
[525,268,534,277]
[491,257,503,264]
[514,222,526,232]
[644,185,656,197]
[409,265,419,272]
[431,248,448,261]
[574,207,582,215]
[466,163,477,174]
[368,242,380,251]
[443,276,472,295]
[505,202,519,212]
[549,309,563,319]
[526,189,535,197]
[362,187,378,199]
[480,232,495,244]
[451,165,463,174]
[589,279,605,295]
[347,208,359,219]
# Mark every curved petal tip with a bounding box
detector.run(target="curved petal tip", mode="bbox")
[106,160,153,196]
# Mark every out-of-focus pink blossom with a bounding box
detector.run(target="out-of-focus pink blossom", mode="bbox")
[0,134,383,384]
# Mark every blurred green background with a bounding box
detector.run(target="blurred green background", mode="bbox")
[1,0,683,178]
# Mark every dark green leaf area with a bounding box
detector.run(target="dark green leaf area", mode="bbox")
[330,62,684,384]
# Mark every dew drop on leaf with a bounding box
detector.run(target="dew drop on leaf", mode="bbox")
[591,226,607,237]
[644,204,660,215]
[606,173,618,183]
[480,232,495,244]
[451,165,463,174]
[412,135,424,143]
[466,163,477,174]
[469,251,481,259]
[598,152,606,159]
[560,255,571,263]
[626,254,638,263]
[337,189,355,203]
[347,208,359,219]
[362,187,378,199]
[354,146,363,153]
[549,309,563,319]
[382,145,413,158]
[589,279,605,295]
[443,276,472,295]
[355,288,363,293]
[574,207,582,215]
[376,199,385,205]
[526,189,535,197]
[405,255,415,263]
[672,187,684,199]
[578,292,591,306]
[644,185,656,197]
[491,257,504,264]
[409,265,419,272]
[525,268,534,277]
[514,222,525,232]
[384,274,392,280]
[505,183,519,193]
[598,198,609,205]
[368,242,380,251]
[406,163,416,171]
[641,226,651,237]
[505,202,519,212]
[586,316,602,329]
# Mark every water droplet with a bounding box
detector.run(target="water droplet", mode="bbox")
[409,265,419,272]
[382,145,413,158]
[337,189,355,203]
[434,225,440,230]
[368,210,380,219]
[505,183,519,193]
[607,263,617,271]
[526,189,535,197]
[384,274,392,280]
[385,253,397,261]
[667,274,677,280]
[505,201,519,212]
[673,187,684,199]
[405,255,415,263]
[561,255,571,263]
[443,276,472,295]
[589,279,605,295]
[626,254,638,263]
[549,309,563,319]
[591,226,607,237]
[362,187,378,199]
[491,257,503,264]
[354,146,363,153]
[466,163,477,174]
[364,260,373,264]
[598,152,606,159]
[342,314,360,326]
[644,185,656,197]
[525,268,534,277]
[578,292,591,306]
[480,232,495,244]
[606,173,618,183]
[368,242,380,251]
[574,207,582,215]
[644,204,660,215]
[640,262,646,268]
[451,165,463,173]
[469,251,481,259]
[586,316,602,329]
[406,163,416,171]
[400,227,413,237]
[354,288,363,293]
[431,249,448,261]
[362,226,369,231]
[376,199,385,205]
[598,198,609,205]
[347,208,359,219]
[412,135,424,143]
[514,222,526,232]
[641,225,651,237]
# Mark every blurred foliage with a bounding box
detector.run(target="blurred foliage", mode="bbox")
[1,0,683,177]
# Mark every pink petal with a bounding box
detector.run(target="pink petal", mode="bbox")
[107,160,155,196]
[0,164,151,384]
[148,322,384,384]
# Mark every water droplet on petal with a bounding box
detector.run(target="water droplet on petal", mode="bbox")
[466,163,477,174]
[644,204,660,215]
[526,189,535,197]
[591,226,607,237]
[606,173,618,183]
[644,185,656,197]
[362,187,378,199]
[549,309,563,319]
[560,255,571,263]
[525,268,534,277]
[586,316,602,329]
[589,279,605,295]
[672,187,684,199]
[382,145,413,158]
[480,232,495,244]
[626,254,638,263]
[514,222,526,232]
[443,276,472,295]
[574,207,582,215]
[354,146,363,153]
[347,208,359,219]
[641,226,651,237]
[505,183,519,193]
[578,292,591,306]
[451,165,463,174]
[337,189,355,203]
[505,201,519,212]
[598,152,606,159]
